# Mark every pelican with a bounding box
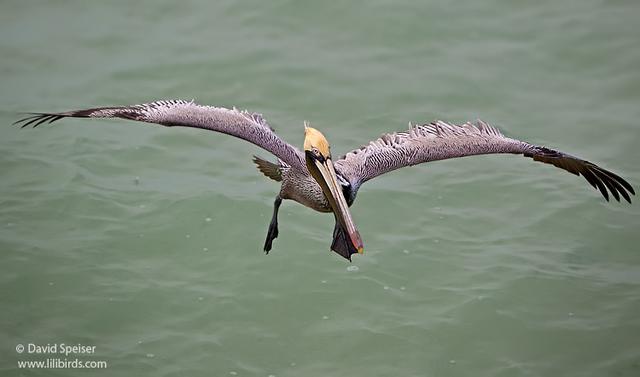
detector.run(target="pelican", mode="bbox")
[14,99,634,260]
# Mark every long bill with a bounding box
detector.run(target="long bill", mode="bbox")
[308,154,364,255]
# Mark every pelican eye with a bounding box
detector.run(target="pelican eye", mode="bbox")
[312,147,321,156]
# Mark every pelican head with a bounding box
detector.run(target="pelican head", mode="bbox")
[303,122,364,257]
[304,122,331,158]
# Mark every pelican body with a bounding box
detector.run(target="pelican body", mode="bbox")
[14,99,635,261]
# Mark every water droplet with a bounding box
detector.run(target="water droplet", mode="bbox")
[205,217,212,222]
[146,353,155,358]
[449,359,456,365]
[48,282,54,286]
[322,315,329,320]
[568,312,574,317]
[290,362,296,366]
[383,286,390,290]
[229,371,237,376]
[203,247,209,252]
[346,265,359,272]
[137,340,143,345]
[400,286,406,290]
[198,296,204,301]
[268,374,275,377]
[186,234,191,239]
[402,249,410,254]
[434,239,440,243]
[134,176,140,185]
[321,280,327,284]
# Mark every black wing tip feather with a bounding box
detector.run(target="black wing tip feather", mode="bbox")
[585,164,634,204]
[13,105,132,129]
[13,113,69,128]
[528,146,635,204]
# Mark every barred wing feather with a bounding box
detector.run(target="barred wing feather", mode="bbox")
[14,99,305,169]
[336,120,634,203]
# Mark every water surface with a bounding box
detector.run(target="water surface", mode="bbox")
[1,1,639,376]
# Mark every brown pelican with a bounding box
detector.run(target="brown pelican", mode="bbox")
[14,99,634,261]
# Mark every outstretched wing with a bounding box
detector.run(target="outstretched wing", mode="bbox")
[335,120,634,203]
[14,99,305,169]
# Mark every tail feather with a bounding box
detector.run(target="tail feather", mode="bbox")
[252,156,282,182]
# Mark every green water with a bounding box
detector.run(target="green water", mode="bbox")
[1,1,639,376]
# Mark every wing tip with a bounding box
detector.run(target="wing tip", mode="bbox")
[528,145,634,205]
[13,113,67,128]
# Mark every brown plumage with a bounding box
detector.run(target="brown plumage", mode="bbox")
[13,100,635,260]
[335,119,634,203]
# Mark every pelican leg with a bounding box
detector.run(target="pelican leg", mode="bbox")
[263,196,282,253]
[330,217,359,262]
